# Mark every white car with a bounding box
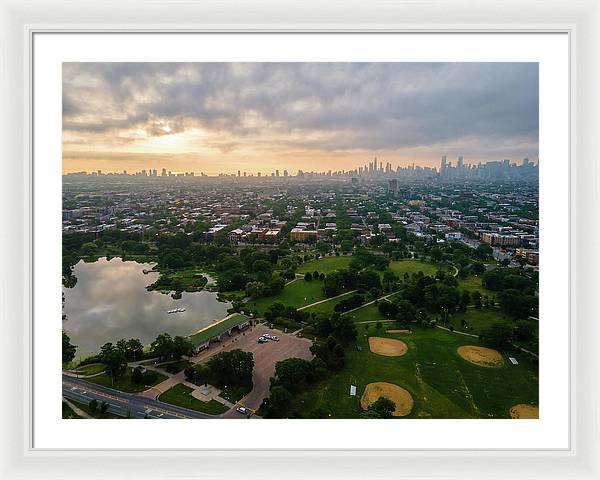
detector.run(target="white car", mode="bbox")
[258,337,268,344]
[236,406,247,414]
[271,336,279,341]
[262,333,271,339]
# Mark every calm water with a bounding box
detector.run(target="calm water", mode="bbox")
[62,257,231,357]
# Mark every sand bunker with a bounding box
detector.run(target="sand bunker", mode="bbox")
[360,382,414,417]
[510,404,539,419]
[457,345,504,367]
[368,337,408,357]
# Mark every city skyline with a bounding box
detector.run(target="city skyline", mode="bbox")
[63,62,539,174]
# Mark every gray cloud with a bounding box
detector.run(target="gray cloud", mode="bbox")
[62,62,538,155]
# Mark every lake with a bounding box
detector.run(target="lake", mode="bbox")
[62,257,231,358]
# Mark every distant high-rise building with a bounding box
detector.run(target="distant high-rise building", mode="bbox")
[161,168,166,176]
[275,169,279,177]
[522,158,530,166]
[457,156,464,169]
[388,179,399,195]
[441,155,447,171]
[283,170,288,177]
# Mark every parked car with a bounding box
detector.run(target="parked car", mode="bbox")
[258,337,268,343]
[262,333,271,339]
[271,336,279,341]
[236,406,247,414]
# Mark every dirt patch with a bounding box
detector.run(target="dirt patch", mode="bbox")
[510,404,539,419]
[360,382,414,417]
[457,345,504,367]
[386,329,411,334]
[368,337,408,356]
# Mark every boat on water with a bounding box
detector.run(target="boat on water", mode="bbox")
[167,308,186,314]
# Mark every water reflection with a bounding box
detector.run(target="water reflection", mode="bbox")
[62,257,231,357]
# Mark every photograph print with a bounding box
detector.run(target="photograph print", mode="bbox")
[61,62,539,420]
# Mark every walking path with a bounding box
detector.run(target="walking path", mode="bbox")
[297,289,357,310]
[435,324,479,338]
[341,289,401,315]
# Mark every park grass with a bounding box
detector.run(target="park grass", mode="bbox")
[220,384,252,404]
[300,290,359,315]
[247,278,327,314]
[84,367,168,393]
[156,359,193,374]
[388,259,443,278]
[290,327,538,419]
[297,255,353,274]
[457,275,494,297]
[158,384,229,415]
[446,307,511,336]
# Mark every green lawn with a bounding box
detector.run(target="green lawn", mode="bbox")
[297,256,353,274]
[158,384,229,415]
[388,260,442,278]
[247,278,327,314]
[446,307,511,335]
[83,367,168,393]
[220,384,252,404]
[290,327,538,419]
[457,275,494,297]
[300,290,359,315]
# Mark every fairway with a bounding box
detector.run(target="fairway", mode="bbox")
[297,255,353,274]
[289,327,538,418]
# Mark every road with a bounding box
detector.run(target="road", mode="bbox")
[62,374,218,419]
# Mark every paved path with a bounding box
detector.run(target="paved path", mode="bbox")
[435,324,479,338]
[297,289,357,310]
[341,290,401,315]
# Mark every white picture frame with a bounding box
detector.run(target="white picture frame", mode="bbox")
[1,0,598,478]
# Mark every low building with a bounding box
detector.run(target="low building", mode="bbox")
[188,313,255,353]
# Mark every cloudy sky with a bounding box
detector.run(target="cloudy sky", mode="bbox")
[62,62,538,174]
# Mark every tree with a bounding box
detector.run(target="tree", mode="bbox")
[480,323,514,349]
[262,385,293,418]
[207,349,254,388]
[89,399,98,413]
[99,343,127,385]
[125,338,144,362]
[472,262,486,275]
[304,272,313,282]
[472,291,482,309]
[340,239,354,253]
[369,396,396,418]
[172,336,194,359]
[272,357,314,393]
[245,281,266,299]
[151,333,175,361]
[378,300,398,319]
[62,331,77,363]
[79,241,99,257]
[395,300,417,324]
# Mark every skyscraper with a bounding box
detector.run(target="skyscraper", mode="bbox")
[457,156,464,169]
[441,155,447,171]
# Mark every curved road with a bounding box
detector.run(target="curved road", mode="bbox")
[62,374,220,419]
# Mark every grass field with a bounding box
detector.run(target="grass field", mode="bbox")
[457,275,494,297]
[247,278,327,314]
[158,384,229,415]
[290,327,538,419]
[83,368,168,393]
[446,307,510,335]
[388,259,445,278]
[297,256,353,274]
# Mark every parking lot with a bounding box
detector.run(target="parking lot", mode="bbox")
[201,324,312,416]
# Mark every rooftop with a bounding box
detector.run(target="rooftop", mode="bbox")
[188,313,252,346]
